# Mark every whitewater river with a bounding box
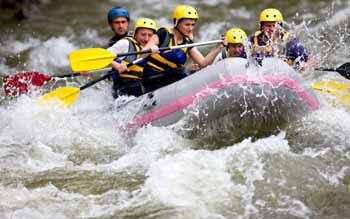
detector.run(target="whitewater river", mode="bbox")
[0,0,350,218]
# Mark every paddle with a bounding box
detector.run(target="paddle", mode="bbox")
[38,58,143,107]
[38,39,223,107]
[312,62,350,109]
[315,62,350,80]
[2,67,112,96]
[4,40,223,96]
[69,39,223,72]
[312,79,350,110]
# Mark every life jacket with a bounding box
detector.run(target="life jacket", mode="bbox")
[117,36,144,80]
[252,30,289,58]
[106,31,130,48]
[145,27,189,72]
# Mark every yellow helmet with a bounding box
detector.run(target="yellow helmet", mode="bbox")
[259,8,283,22]
[225,28,247,44]
[133,18,158,34]
[172,5,199,26]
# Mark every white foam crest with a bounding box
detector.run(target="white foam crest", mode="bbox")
[228,7,252,20]
[1,95,83,147]
[309,104,350,134]
[200,0,231,6]
[0,37,41,54]
[0,86,128,171]
[108,126,189,172]
[197,22,226,42]
[302,147,330,158]
[143,149,238,217]
[28,37,78,72]
[79,29,106,47]
[0,183,121,219]
[274,196,311,218]
[130,134,290,217]
[320,166,350,185]
[224,133,291,217]
[0,61,13,75]
[320,7,350,28]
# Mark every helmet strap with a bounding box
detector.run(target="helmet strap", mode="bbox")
[174,25,187,41]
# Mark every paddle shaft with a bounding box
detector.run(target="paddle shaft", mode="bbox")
[53,67,112,78]
[315,67,336,72]
[315,63,350,80]
[115,39,223,57]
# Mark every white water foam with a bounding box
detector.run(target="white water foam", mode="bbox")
[28,37,78,72]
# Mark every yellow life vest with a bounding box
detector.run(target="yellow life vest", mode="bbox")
[253,30,289,55]
[146,27,190,72]
[119,36,144,79]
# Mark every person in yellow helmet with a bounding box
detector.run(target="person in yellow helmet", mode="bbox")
[249,8,309,68]
[213,28,247,63]
[141,5,227,92]
[108,18,158,98]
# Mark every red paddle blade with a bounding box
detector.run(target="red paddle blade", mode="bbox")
[3,71,51,96]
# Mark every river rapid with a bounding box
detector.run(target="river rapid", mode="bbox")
[0,0,350,218]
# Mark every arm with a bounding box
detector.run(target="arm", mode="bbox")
[213,51,224,64]
[189,39,226,68]
[110,60,128,73]
[107,39,130,73]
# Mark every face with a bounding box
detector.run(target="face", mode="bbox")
[109,17,129,36]
[261,21,277,37]
[176,18,196,37]
[134,28,155,47]
[228,43,243,57]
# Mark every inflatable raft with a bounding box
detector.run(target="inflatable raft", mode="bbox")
[116,58,320,146]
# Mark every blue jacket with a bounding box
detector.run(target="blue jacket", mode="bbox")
[249,31,309,64]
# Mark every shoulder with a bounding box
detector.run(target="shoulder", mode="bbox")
[157,27,172,45]
[157,27,171,35]
[107,36,118,48]
[248,31,261,42]
[113,38,130,47]
[107,38,130,55]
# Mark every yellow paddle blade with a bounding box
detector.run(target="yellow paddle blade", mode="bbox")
[312,80,350,110]
[38,86,80,107]
[69,48,116,72]
[312,80,350,94]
